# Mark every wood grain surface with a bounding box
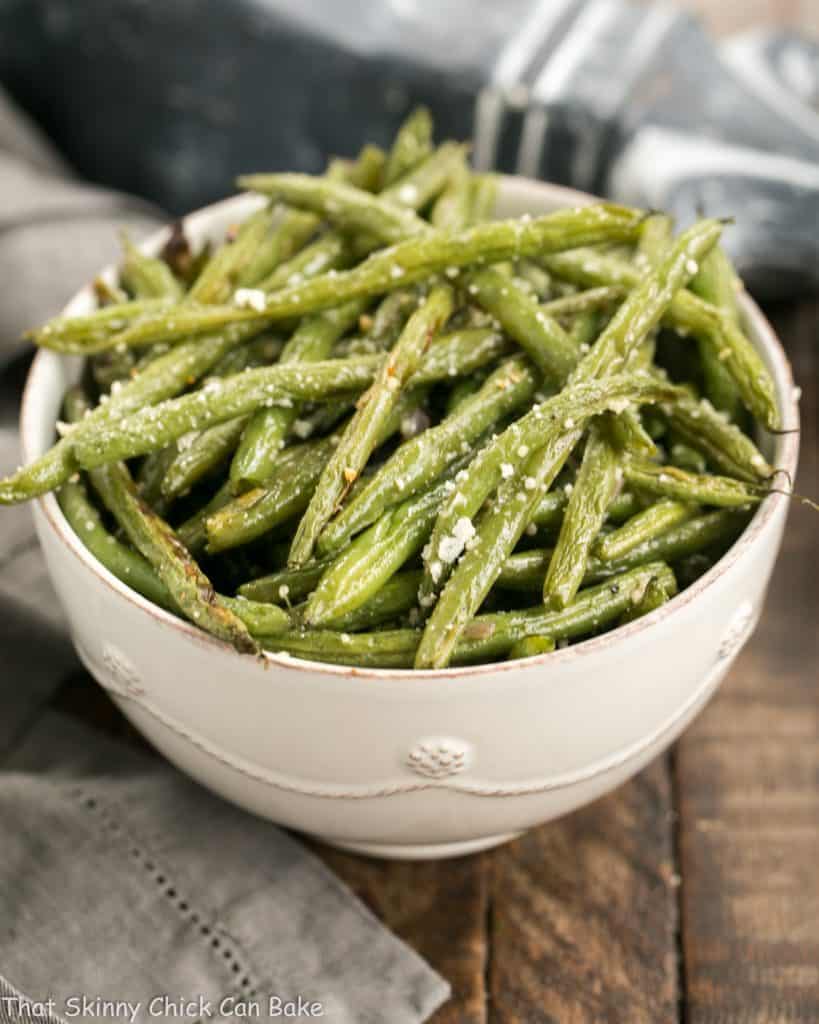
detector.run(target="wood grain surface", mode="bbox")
[488,761,679,1023]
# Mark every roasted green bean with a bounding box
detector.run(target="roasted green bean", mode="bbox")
[289,285,454,565]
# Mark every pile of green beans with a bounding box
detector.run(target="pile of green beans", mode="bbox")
[2,110,780,668]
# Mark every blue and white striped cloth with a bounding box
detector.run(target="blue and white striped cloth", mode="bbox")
[471,2,819,296]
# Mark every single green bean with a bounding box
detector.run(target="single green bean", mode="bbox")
[622,457,763,507]
[239,559,334,605]
[238,174,428,245]
[74,355,383,468]
[662,393,771,481]
[541,287,622,318]
[120,233,183,300]
[91,348,137,393]
[636,213,673,267]
[289,285,454,565]
[430,158,472,231]
[230,298,368,487]
[188,206,277,304]
[29,297,173,353]
[507,635,556,660]
[161,417,249,499]
[265,628,418,668]
[0,324,262,504]
[445,373,486,415]
[594,499,695,561]
[311,570,423,632]
[255,231,348,293]
[344,144,387,192]
[93,277,129,305]
[381,142,469,212]
[515,261,552,300]
[543,422,622,608]
[236,208,319,288]
[468,174,498,224]
[206,435,336,552]
[465,267,580,382]
[689,246,745,421]
[383,107,433,186]
[304,479,452,627]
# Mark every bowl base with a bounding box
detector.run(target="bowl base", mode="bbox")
[316,830,524,860]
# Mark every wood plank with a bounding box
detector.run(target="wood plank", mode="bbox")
[314,845,489,1024]
[677,300,819,1023]
[489,760,679,1023]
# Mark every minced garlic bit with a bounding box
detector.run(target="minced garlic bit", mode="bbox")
[500,462,514,479]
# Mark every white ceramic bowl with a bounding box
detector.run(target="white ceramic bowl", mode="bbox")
[22,178,800,860]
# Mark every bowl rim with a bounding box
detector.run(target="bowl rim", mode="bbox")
[21,178,801,682]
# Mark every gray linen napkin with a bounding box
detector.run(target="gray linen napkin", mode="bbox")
[0,90,449,1024]
[0,91,160,363]
[0,712,448,1024]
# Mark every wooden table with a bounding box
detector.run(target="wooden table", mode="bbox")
[53,296,817,1024]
